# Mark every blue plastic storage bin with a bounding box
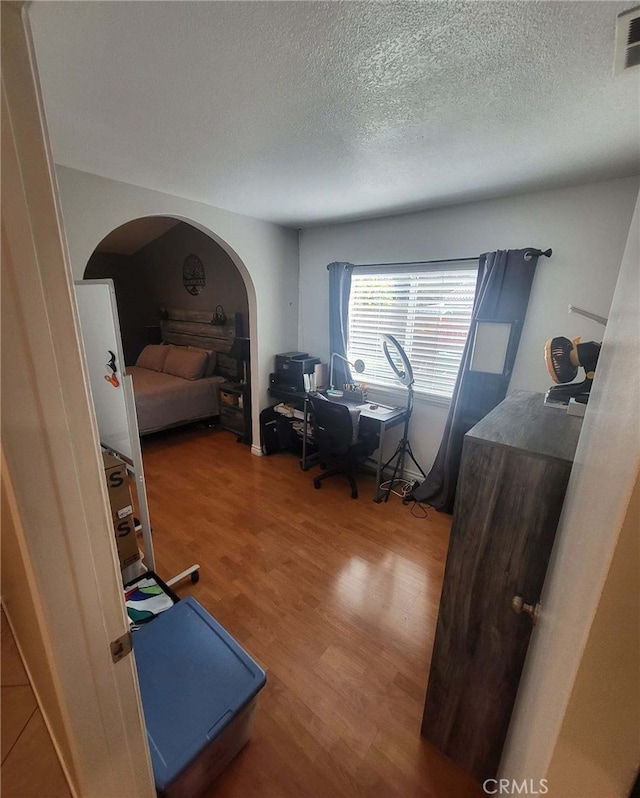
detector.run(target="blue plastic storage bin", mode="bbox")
[133,597,266,798]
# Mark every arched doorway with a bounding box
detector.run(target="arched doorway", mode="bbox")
[84,216,251,368]
[54,169,300,458]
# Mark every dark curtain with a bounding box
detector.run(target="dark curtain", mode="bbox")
[412,248,542,513]
[328,261,354,388]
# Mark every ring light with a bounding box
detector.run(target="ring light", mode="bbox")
[376,333,425,503]
[381,334,413,387]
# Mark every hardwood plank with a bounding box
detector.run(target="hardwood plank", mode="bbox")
[139,425,484,797]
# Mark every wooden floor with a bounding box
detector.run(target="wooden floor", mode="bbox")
[142,425,483,798]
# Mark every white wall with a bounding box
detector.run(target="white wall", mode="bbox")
[500,189,640,795]
[55,166,299,451]
[299,176,639,474]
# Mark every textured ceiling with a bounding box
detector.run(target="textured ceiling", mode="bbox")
[29,1,639,228]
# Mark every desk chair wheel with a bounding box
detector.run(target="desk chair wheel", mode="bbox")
[313,475,357,499]
[191,571,200,584]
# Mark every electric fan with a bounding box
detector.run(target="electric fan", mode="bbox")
[544,336,601,405]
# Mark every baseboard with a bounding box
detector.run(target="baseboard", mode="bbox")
[251,444,263,457]
[362,461,424,490]
[401,465,424,486]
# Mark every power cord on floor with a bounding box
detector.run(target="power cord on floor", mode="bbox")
[406,499,429,518]
[378,478,413,498]
[378,479,430,518]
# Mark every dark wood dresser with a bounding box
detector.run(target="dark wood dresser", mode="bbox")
[421,390,583,783]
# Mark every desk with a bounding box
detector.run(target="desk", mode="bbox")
[353,402,408,502]
[269,388,407,502]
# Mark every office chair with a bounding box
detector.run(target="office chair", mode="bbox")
[309,396,378,499]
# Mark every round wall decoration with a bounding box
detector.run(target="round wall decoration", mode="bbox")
[183,254,205,296]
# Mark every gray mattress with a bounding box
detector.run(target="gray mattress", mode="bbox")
[128,366,225,435]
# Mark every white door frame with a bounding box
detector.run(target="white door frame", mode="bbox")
[1,4,154,796]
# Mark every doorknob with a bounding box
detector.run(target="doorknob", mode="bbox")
[511,595,541,625]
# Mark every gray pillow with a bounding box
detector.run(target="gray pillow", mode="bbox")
[163,346,207,380]
[188,346,217,377]
[135,344,169,372]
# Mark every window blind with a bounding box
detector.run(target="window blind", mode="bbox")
[347,266,477,399]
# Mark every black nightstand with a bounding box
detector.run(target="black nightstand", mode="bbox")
[218,382,251,444]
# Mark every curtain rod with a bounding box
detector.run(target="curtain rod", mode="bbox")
[351,256,479,268]
[327,249,552,270]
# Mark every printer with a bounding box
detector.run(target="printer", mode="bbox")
[271,352,321,393]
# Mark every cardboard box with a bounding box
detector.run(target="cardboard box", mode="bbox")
[121,552,146,586]
[102,452,140,571]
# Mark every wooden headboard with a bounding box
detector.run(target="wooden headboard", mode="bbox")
[160,307,236,351]
[160,308,240,379]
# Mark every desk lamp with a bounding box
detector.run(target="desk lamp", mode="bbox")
[328,353,365,396]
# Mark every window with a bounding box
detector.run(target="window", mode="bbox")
[347,265,477,400]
